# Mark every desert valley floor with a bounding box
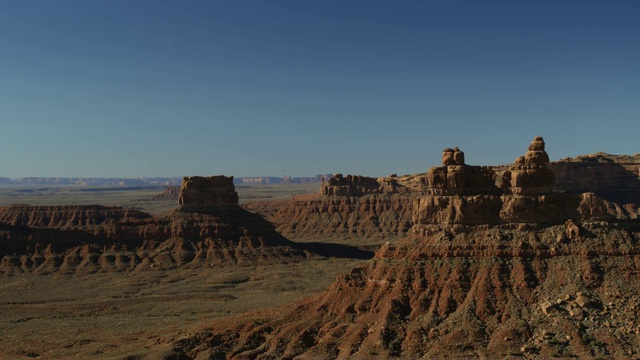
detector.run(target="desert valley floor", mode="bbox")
[0,183,375,359]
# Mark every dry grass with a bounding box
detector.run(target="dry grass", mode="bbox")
[0,257,363,359]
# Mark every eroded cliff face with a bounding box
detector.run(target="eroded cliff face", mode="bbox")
[178,175,239,211]
[176,221,640,359]
[246,194,415,241]
[551,153,640,205]
[413,193,635,227]
[0,204,152,229]
[171,138,640,359]
[319,174,407,196]
[0,176,308,275]
[249,138,638,242]
[0,206,307,275]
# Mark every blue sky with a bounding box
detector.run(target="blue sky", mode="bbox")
[1,1,639,177]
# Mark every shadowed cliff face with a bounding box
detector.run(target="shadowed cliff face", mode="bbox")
[175,222,640,359]
[551,153,640,206]
[0,205,310,275]
[178,175,239,211]
[0,177,307,275]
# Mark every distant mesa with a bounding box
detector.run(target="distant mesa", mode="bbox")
[0,175,311,275]
[178,175,239,212]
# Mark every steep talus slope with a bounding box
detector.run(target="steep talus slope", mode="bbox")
[0,206,307,275]
[245,194,415,241]
[176,221,640,359]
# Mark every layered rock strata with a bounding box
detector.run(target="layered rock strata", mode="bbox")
[250,138,638,241]
[178,175,239,211]
[320,174,406,196]
[551,153,640,205]
[427,147,498,196]
[245,195,415,241]
[0,176,309,275]
[175,221,640,359]
[501,136,556,194]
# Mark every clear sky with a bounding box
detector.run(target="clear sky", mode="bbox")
[1,1,639,178]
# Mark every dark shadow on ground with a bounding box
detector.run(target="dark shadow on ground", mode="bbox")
[295,242,375,260]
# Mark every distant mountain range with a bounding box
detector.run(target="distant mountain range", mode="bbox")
[0,175,333,187]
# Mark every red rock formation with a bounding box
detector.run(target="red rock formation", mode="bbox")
[178,175,239,211]
[319,174,409,196]
[551,153,640,205]
[245,194,415,241]
[413,195,503,225]
[0,204,151,229]
[176,221,640,359]
[321,174,380,196]
[441,146,466,166]
[166,139,640,359]
[0,175,313,275]
[501,136,555,194]
[427,166,498,196]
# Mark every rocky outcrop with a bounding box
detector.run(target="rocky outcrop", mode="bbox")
[178,176,239,211]
[320,174,407,196]
[245,194,415,241]
[248,138,638,239]
[0,204,152,229]
[413,137,634,226]
[0,205,309,275]
[501,136,556,194]
[175,221,640,359]
[413,193,634,226]
[551,153,640,205]
[0,175,316,275]
[427,166,497,195]
[163,139,640,359]
[441,146,465,165]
